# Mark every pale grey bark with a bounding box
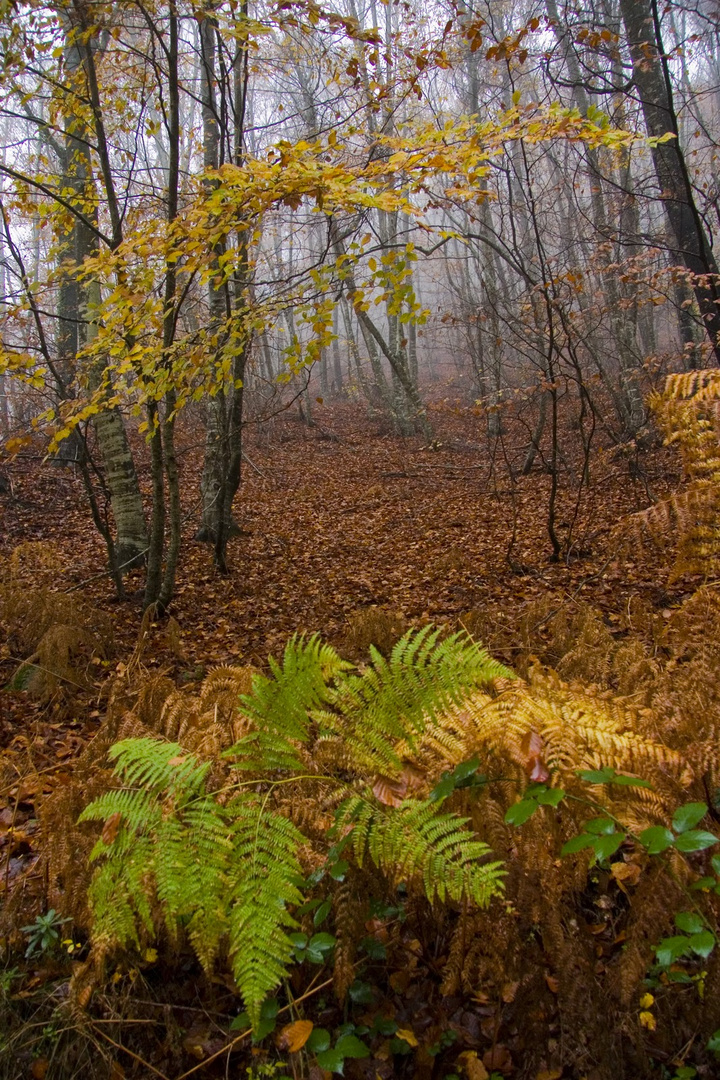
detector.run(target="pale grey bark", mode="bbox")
[60,21,147,566]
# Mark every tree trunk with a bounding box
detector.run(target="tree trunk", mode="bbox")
[619,0,720,361]
[64,14,147,568]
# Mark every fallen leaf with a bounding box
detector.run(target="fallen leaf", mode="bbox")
[611,861,641,888]
[536,1071,563,1080]
[459,1050,489,1079]
[372,772,407,806]
[544,974,559,994]
[31,1059,49,1080]
[483,1044,512,1074]
[277,1019,314,1052]
[501,980,519,1003]
[101,812,122,846]
[520,730,549,783]
[396,1028,419,1047]
[389,969,410,993]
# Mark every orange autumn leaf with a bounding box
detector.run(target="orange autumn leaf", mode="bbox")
[611,861,642,888]
[101,812,123,846]
[372,773,408,807]
[373,762,426,805]
[520,730,549,782]
[276,1019,314,1052]
[458,1050,489,1080]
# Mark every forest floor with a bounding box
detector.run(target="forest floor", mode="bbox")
[0,392,692,1080]
[0,392,680,671]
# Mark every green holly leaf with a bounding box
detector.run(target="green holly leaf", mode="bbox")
[504,799,539,826]
[690,877,716,891]
[675,911,704,935]
[313,898,332,926]
[674,830,718,853]
[672,802,708,834]
[372,1017,398,1036]
[296,898,321,916]
[610,773,652,788]
[230,1011,250,1031]
[390,1035,414,1055]
[316,1048,346,1073]
[592,832,624,860]
[335,1034,370,1059]
[429,775,455,802]
[584,817,616,835]
[689,930,716,958]
[537,787,565,807]
[452,756,480,783]
[305,932,336,963]
[348,980,374,1004]
[561,833,597,856]
[577,767,616,784]
[638,826,675,854]
[307,1027,331,1053]
[654,935,691,967]
[360,935,386,960]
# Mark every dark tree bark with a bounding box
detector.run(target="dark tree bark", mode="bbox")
[619,0,720,361]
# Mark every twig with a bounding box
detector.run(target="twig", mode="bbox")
[173,975,335,1080]
[6,654,87,690]
[241,450,267,477]
[88,1022,171,1080]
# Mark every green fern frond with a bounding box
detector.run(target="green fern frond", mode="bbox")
[337,795,505,906]
[327,628,512,775]
[226,729,305,773]
[83,739,308,1028]
[108,738,211,796]
[81,789,161,856]
[240,634,348,741]
[86,835,156,948]
[227,795,305,1026]
[226,636,350,772]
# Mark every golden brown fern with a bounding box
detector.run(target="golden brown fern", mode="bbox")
[632,369,720,580]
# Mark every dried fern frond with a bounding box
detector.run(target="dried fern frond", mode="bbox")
[627,369,720,580]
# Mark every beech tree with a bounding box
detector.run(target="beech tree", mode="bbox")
[2,0,714,597]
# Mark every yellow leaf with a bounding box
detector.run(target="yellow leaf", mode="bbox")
[639,993,654,1009]
[395,1028,418,1048]
[276,1019,314,1052]
[458,1051,489,1080]
[639,1011,656,1031]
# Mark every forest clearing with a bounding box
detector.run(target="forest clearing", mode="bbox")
[2,1,720,1078]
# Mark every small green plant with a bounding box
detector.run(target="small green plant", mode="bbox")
[245,1065,292,1080]
[0,967,18,998]
[21,910,70,958]
[306,1024,370,1074]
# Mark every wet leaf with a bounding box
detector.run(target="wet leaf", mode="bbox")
[277,1019,314,1052]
